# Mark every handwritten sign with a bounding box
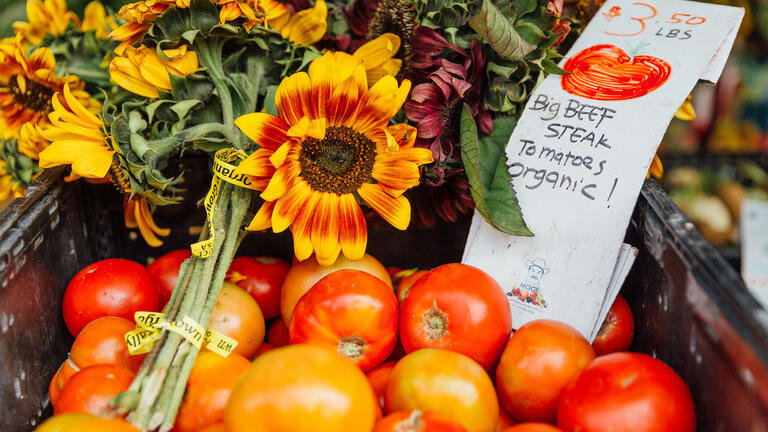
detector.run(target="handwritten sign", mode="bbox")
[462,0,743,337]
[742,200,768,307]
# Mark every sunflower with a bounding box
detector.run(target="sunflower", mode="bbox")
[109,45,199,98]
[12,0,80,45]
[81,1,119,39]
[38,83,169,245]
[110,1,171,55]
[0,41,99,139]
[18,123,48,160]
[214,0,261,32]
[234,52,433,265]
[38,83,115,178]
[0,163,28,201]
[124,196,171,247]
[258,0,327,45]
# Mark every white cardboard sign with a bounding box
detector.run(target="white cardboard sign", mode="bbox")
[462,0,744,337]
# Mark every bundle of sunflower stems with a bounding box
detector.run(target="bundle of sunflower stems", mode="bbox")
[0,0,590,429]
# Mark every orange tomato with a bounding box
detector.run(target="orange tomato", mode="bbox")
[225,344,377,432]
[198,424,228,432]
[495,398,517,431]
[502,424,563,432]
[367,361,397,409]
[33,413,140,432]
[396,270,427,302]
[375,411,468,432]
[496,320,595,423]
[174,352,251,432]
[289,270,398,372]
[266,319,289,347]
[70,316,146,373]
[207,282,265,358]
[280,254,392,326]
[386,349,498,432]
[55,364,135,416]
[50,358,80,405]
[49,369,62,406]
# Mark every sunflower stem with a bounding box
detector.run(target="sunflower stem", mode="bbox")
[195,37,239,149]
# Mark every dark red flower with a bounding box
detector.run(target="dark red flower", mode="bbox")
[551,18,571,46]
[408,169,474,228]
[285,0,312,13]
[342,0,380,37]
[547,0,564,16]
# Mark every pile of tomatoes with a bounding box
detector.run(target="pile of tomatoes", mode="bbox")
[35,251,696,432]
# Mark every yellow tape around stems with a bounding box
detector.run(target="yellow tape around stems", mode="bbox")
[124,311,239,357]
[191,148,260,258]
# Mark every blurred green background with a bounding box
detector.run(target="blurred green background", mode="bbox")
[0,0,126,38]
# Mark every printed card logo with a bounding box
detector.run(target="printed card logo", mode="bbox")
[509,258,550,308]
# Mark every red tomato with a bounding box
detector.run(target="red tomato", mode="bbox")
[174,352,251,432]
[227,256,289,319]
[591,295,634,356]
[266,319,289,347]
[386,349,499,432]
[502,424,562,432]
[396,270,427,303]
[280,254,392,326]
[54,358,80,396]
[375,411,468,432]
[254,342,275,357]
[70,316,145,373]
[399,263,512,370]
[366,361,397,409]
[496,320,595,423]
[495,398,516,431]
[55,365,135,416]
[289,270,398,372]
[63,259,162,336]
[147,250,191,303]
[49,368,62,406]
[557,353,695,432]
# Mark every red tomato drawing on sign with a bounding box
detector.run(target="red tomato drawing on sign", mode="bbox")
[561,44,671,101]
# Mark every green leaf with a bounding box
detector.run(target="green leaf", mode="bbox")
[459,106,532,236]
[128,111,148,134]
[170,99,201,119]
[469,0,536,61]
[515,22,546,45]
[181,29,200,44]
[540,58,568,75]
[264,85,278,116]
[511,0,538,18]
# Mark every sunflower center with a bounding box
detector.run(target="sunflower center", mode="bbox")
[366,0,417,78]
[442,97,463,138]
[299,126,376,195]
[7,75,54,113]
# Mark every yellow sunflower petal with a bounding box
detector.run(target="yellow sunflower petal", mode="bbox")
[70,147,116,178]
[234,112,289,150]
[674,94,696,121]
[338,193,367,260]
[124,198,138,229]
[134,199,164,247]
[352,76,411,134]
[138,198,171,236]
[234,149,276,180]
[646,154,664,179]
[275,72,313,126]
[110,57,160,98]
[281,0,327,45]
[27,47,55,72]
[310,192,341,265]
[371,159,420,194]
[291,191,321,261]
[62,84,102,127]
[271,179,312,232]
[358,183,411,230]
[247,200,276,231]
[352,33,401,73]
[261,161,300,202]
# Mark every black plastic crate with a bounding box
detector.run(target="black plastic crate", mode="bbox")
[0,162,766,431]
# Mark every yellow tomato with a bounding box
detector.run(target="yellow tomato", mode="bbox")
[385,349,499,432]
[280,254,392,326]
[225,344,378,432]
[33,413,139,432]
[207,282,265,358]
